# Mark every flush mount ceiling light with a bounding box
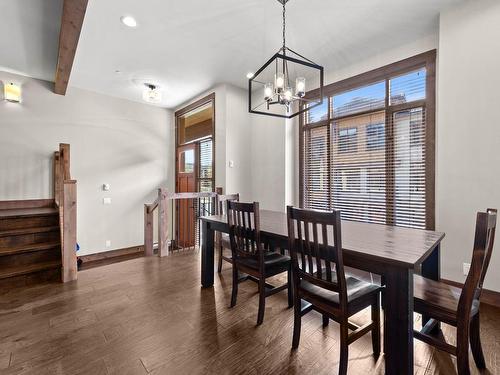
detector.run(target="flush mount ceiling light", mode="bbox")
[142,84,161,103]
[120,15,137,28]
[4,82,21,103]
[248,0,324,119]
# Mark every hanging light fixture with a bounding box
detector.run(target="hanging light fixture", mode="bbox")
[248,0,324,119]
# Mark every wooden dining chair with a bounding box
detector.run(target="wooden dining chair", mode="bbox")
[413,208,497,375]
[286,206,382,375]
[216,193,240,273]
[227,201,292,325]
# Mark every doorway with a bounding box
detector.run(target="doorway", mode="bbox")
[175,93,215,248]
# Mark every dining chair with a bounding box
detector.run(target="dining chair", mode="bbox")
[227,201,292,325]
[286,206,382,375]
[216,193,240,273]
[413,208,497,375]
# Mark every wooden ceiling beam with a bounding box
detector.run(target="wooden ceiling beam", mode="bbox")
[54,0,89,95]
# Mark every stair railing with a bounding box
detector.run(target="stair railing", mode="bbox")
[53,143,77,282]
[144,187,222,257]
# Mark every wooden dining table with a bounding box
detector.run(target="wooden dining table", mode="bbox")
[199,209,445,375]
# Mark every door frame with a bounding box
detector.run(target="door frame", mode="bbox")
[174,92,216,193]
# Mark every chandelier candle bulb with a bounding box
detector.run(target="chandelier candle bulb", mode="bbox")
[275,73,285,90]
[284,87,293,102]
[296,77,306,97]
[264,83,274,101]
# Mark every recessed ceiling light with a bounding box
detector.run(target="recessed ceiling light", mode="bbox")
[246,72,254,79]
[120,16,137,28]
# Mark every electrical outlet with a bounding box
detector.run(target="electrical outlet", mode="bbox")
[105,240,111,248]
[463,262,471,276]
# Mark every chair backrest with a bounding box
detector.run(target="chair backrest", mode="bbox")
[286,206,347,309]
[227,201,264,266]
[459,208,497,320]
[216,193,240,216]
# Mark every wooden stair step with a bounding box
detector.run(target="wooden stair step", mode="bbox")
[0,241,60,257]
[0,260,61,280]
[0,207,58,219]
[0,225,60,238]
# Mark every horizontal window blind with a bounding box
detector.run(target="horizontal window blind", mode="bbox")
[301,57,433,229]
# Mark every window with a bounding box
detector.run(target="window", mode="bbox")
[338,127,357,153]
[366,123,385,150]
[300,51,435,229]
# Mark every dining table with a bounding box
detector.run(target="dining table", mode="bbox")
[199,209,445,375]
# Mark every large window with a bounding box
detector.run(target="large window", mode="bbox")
[300,51,436,229]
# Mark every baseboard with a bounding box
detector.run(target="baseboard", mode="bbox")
[0,199,55,210]
[441,278,500,309]
[78,245,144,270]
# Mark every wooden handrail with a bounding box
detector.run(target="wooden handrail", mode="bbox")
[53,143,77,282]
[144,187,223,257]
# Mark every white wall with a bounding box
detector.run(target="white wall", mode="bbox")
[0,72,172,256]
[437,0,500,290]
[174,84,254,201]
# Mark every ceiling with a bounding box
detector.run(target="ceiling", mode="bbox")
[1,0,464,109]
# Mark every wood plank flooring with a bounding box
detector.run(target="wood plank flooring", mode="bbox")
[1,250,499,374]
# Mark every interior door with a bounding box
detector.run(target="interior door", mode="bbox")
[176,143,197,248]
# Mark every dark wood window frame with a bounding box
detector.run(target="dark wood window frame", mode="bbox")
[299,50,436,229]
[175,92,216,193]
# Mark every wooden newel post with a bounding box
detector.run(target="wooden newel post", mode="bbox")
[144,204,154,256]
[158,188,169,257]
[62,180,77,282]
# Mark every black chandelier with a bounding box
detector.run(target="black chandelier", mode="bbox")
[248,0,324,119]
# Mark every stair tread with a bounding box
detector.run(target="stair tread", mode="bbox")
[0,260,61,279]
[0,207,58,219]
[0,241,60,256]
[0,225,60,237]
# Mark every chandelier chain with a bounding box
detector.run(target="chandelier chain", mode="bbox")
[282,0,286,52]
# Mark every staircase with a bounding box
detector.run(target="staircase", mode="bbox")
[0,201,62,286]
[0,143,77,287]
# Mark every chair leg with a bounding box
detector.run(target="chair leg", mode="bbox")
[230,264,238,308]
[322,315,329,327]
[257,278,266,325]
[371,295,381,357]
[292,292,302,349]
[470,313,486,369]
[287,267,293,308]
[217,246,223,273]
[339,323,349,375]
[456,326,471,375]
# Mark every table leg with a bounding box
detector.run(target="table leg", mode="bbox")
[201,220,215,288]
[421,243,441,330]
[384,267,414,375]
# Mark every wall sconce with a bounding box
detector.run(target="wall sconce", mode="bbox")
[4,82,22,103]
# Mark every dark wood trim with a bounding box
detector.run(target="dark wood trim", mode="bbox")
[299,50,437,229]
[441,278,500,309]
[54,0,89,95]
[175,92,216,193]
[78,245,144,270]
[0,199,55,210]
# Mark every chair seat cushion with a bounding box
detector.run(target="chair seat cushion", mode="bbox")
[236,252,290,272]
[413,274,479,325]
[300,271,380,308]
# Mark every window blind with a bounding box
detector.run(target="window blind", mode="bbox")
[301,59,433,229]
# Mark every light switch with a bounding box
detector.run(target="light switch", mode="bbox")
[229,160,234,168]
[103,197,112,204]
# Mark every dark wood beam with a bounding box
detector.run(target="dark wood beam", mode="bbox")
[54,0,89,95]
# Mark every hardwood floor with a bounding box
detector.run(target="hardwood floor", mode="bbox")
[0,250,499,374]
